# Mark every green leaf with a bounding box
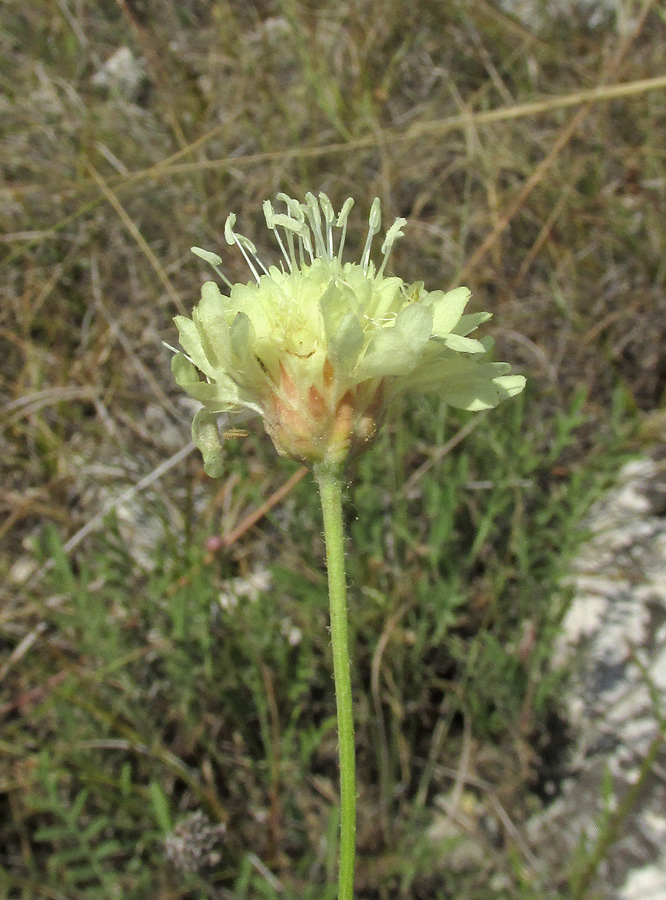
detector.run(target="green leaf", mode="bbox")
[149,781,172,834]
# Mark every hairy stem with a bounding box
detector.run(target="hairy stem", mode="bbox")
[315,463,356,900]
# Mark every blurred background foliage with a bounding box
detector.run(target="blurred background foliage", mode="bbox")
[1,0,665,897]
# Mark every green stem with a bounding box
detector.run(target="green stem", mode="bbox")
[314,463,356,900]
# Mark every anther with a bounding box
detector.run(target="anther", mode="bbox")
[224,213,261,283]
[336,198,354,261]
[361,198,382,273]
[377,217,407,277]
[191,247,234,289]
[319,192,335,258]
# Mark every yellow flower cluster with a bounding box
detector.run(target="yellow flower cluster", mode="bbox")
[173,193,525,474]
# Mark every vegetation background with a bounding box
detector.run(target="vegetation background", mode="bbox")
[1,0,665,897]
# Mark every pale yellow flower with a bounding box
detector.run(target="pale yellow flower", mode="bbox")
[173,193,525,475]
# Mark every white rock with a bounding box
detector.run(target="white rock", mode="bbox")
[92,47,145,99]
[9,557,36,584]
[531,456,666,894]
[621,861,666,900]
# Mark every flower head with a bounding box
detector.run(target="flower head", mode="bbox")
[173,193,525,475]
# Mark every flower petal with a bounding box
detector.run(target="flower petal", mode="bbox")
[229,312,268,391]
[430,287,471,337]
[174,315,216,380]
[494,375,527,400]
[400,357,525,410]
[452,311,492,336]
[171,352,199,389]
[171,354,241,409]
[329,311,364,371]
[437,333,486,354]
[363,275,402,320]
[194,281,232,370]
[229,311,254,363]
[319,281,351,337]
[357,303,433,378]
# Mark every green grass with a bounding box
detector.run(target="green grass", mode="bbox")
[0,389,635,899]
[1,0,665,897]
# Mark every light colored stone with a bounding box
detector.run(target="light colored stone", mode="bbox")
[651,646,666,691]
[92,47,146,100]
[530,456,666,897]
[621,861,666,900]
[9,557,37,584]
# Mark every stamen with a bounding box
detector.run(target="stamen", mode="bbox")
[162,340,191,360]
[303,230,315,264]
[236,230,270,277]
[272,213,309,271]
[263,200,293,272]
[303,192,326,259]
[280,218,298,271]
[191,246,234,289]
[319,192,335,258]
[336,197,354,261]
[284,229,298,271]
[377,217,407,277]
[246,240,271,277]
[277,193,306,224]
[224,213,260,283]
[361,197,382,273]
[277,194,309,268]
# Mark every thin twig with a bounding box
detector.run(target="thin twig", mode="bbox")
[1,386,98,421]
[247,853,284,893]
[370,601,411,841]
[133,75,666,181]
[214,466,308,550]
[448,709,473,816]
[455,106,589,285]
[434,764,542,874]
[89,253,180,421]
[5,73,665,273]
[65,443,195,555]
[510,160,585,291]
[455,0,657,283]
[113,0,188,149]
[0,623,47,681]
[260,663,283,862]
[86,163,185,314]
[2,442,196,608]
[402,412,489,495]
[167,465,309,597]
[570,731,665,900]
